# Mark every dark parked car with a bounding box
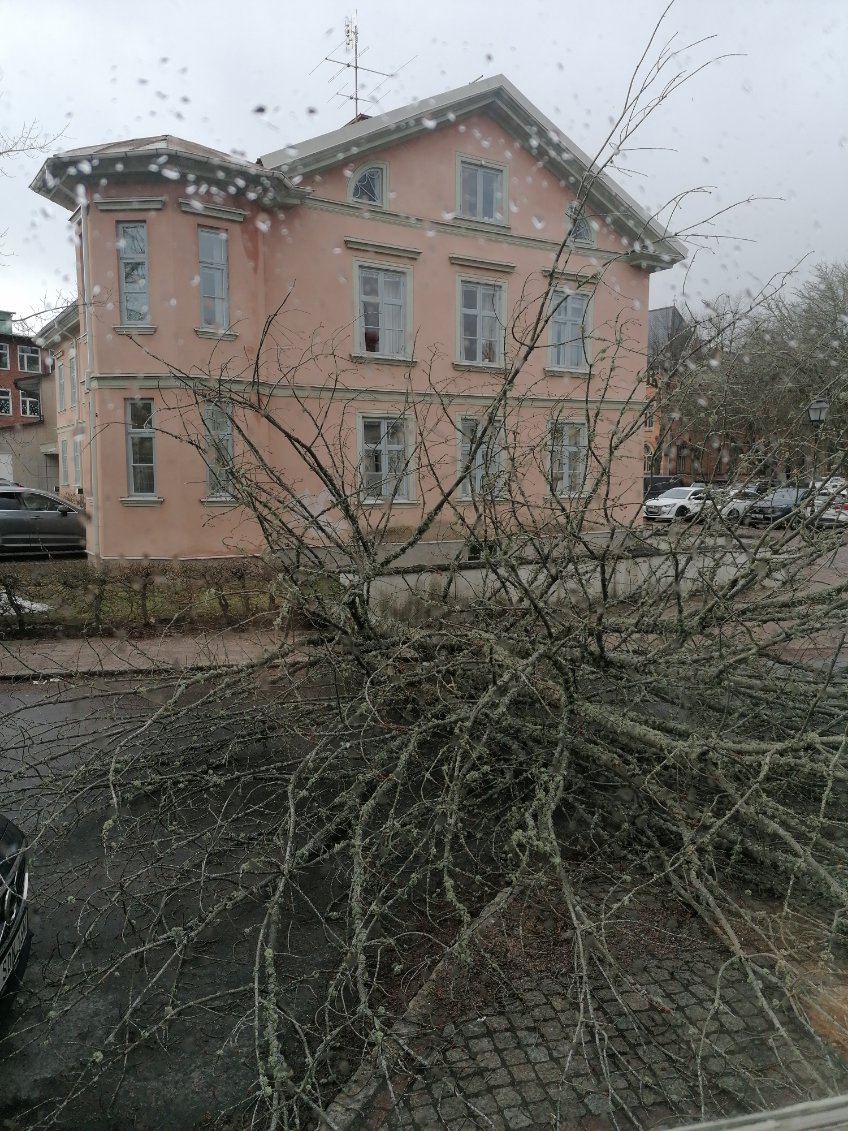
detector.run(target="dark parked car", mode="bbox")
[746,487,809,527]
[0,487,86,554]
[0,814,29,999]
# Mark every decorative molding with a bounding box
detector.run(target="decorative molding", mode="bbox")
[452,362,507,374]
[349,354,418,367]
[201,496,238,507]
[449,254,515,274]
[179,199,247,222]
[113,324,157,336]
[543,366,590,378]
[344,238,421,260]
[94,198,166,212]
[304,196,422,227]
[195,328,238,341]
[543,267,599,284]
[119,496,164,506]
[88,374,640,411]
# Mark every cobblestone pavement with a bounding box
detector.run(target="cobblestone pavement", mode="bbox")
[328,898,848,1131]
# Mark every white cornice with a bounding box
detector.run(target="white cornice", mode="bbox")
[94,198,166,212]
[449,254,515,274]
[344,238,422,260]
[179,199,247,223]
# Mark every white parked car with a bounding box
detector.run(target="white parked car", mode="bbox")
[642,486,707,522]
[805,491,848,526]
[720,487,763,524]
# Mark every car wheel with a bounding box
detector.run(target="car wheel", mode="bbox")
[675,506,690,520]
[726,508,741,522]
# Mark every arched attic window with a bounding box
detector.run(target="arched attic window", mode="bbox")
[349,162,387,207]
[566,203,594,246]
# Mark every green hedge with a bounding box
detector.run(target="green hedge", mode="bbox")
[0,558,283,636]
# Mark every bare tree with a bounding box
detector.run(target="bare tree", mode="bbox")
[5,26,848,1131]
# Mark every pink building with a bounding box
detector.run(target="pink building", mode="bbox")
[30,76,684,561]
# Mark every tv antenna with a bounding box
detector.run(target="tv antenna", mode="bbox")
[310,14,415,119]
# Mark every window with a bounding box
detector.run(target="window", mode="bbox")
[126,399,156,496]
[0,388,10,415]
[56,358,65,413]
[460,280,503,365]
[644,444,655,474]
[350,164,385,206]
[20,389,40,417]
[357,266,407,357]
[18,345,40,373]
[198,228,228,330]
[21,490,64,512]
[0,344,8,370]
[566,206,594,245]
[117,221,149,324]
[69,351,77,409]
[550,291,589,371]
[204,403,234,497]
[360,417,410,501]
[645,406,654,430]
[60,439,68,485]
[458,416,506,499]
[550,421,588,496]
[459,159,505,223]
[72,436,83,488]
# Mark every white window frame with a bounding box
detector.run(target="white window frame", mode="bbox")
[60,439,68,485]
[198,227,229,331]
[0,388,10,415]
[18,345,40,373]
[359,415,412,503]
[456,156,508,225]
[116,220,149,325]
[348,161,388,208]
[566,204,595,246]
[456,415,507,500]
[56,356,65,413]
[549,290,591,373]
[20,389,40,417]
[549,420,588,497]
[0,344,8,370]
[72,436,83,488]
[457,277,505,367]
[353,261,412,360]
[125,398,156,497]
[204,402,234,498]
[69,350,77,408]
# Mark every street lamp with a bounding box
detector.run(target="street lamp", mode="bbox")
[808,397,829,486]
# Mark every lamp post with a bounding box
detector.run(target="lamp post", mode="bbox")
[807,397,829,487]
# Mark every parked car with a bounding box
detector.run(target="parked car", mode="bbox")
[0,813,29,999]
[746,487,809,527]
[805,491,848,526]
[0,488,86,554]
[720,486,764,524]
[642,485,707,522]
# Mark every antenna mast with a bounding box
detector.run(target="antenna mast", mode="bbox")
[310,13,414,120]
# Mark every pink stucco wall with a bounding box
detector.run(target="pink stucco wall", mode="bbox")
[67,110,652,559]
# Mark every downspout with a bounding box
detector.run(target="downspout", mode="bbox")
[78,188,100,558]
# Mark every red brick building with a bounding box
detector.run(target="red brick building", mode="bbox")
[0,311,57,490]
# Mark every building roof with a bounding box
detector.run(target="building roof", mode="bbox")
[648,305,691,365]
[30,136,305,212]
[261,74,686,272]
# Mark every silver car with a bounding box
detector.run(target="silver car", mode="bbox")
[0,488,86,554]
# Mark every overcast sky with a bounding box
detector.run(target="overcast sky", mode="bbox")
[1,0,845,325]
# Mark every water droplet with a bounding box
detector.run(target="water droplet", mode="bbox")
[333,247,342,255]
[441,210,456,221]
[421,116,437,130]
[161,167,181,181]
[531,216,545,230]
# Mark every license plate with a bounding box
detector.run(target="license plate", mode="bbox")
[0,908,27,992]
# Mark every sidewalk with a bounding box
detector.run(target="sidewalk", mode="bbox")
[0,629,284,679]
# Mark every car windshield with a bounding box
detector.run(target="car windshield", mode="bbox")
[658,488,692,500]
